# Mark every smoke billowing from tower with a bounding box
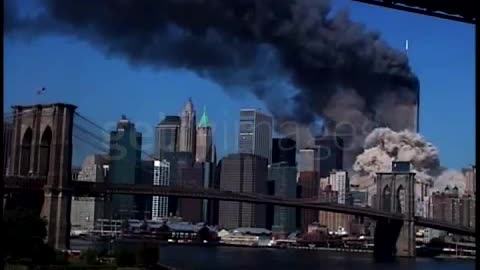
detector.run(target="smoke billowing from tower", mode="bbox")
[352,128,466,194]
[4,0,419,166]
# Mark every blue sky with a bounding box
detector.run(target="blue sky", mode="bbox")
[4,1,475,169]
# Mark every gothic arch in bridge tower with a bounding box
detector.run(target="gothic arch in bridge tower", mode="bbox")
[375,172,417,258]
[382,185,391,212]
[396,185,406,214]
[39,126,52,176]
[20,127,33,176]
[8,103,77,250]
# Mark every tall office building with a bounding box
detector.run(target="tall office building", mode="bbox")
[211,145,217,165]
[328,170,350,204]
[463,165,476,195]
[179,98,196,156]
[152,160,170,220]
[177,162,217,223]
[154,116,181,157]
[430,187,475,229]
[108,115,142,219]
[318,189,353,233]
[201,162,217,224]
[161,151,194,215]
[71,154,109,230]
[272,138,296,166]
[3,120,13,174]
[195,106,213,163]
[178,163,204,222]
[238,109,273,163]
[136,160,154,219]
[297,171,320,231]
[318,170,352,233]
[412,88,420,133]
[266,179,275,230]
[298,148,317,172]
[270,163,297,233]
[314,136,344,178]
[219,153,268,229]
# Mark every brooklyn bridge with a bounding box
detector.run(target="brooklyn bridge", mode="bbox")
[2,103,476,262]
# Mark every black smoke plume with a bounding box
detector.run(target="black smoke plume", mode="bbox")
[4,0,419,167]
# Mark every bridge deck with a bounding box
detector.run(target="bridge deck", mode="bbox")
[3,176,476,237]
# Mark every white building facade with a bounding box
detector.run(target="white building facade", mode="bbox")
[328,170,349,204]
[152,160,170,220]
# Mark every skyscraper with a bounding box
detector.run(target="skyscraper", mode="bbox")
[318,170,352,234]
[152,160,170,220]
[177,161,217,223]
[414,87,420,133]
[195,106,213,163]
[161,151,194,215]
[178,163,204,222]
[297,171,319,231]
[430,187,475,229]
[201,162,217,224]
[154,116,181,157]
[108,115,142,219]
[71,154,109,230]
[137,160,154,219]
[179,98,196,156]
[272,138,296,166]
[314,136,344,178]
[270,163,297,233]
[328,170,350,204]
[238,109,273,163]
[298,148,317,172]
[219,153,268,229]
[463,165,476,195]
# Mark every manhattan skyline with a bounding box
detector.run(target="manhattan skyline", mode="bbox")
[3,0,475,169]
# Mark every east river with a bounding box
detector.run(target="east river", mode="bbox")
[156,245,475,270]
[72,239,475,270]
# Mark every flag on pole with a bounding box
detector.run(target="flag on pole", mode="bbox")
[36,87,46,95]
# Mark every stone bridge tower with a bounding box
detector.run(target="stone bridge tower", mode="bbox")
[9,103,76,250]
[374,171,416,259]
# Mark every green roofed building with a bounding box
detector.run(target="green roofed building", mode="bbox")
[195,106,213,163]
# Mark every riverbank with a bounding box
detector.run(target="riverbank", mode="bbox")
[435,255,476,260]
[72,239,475,260]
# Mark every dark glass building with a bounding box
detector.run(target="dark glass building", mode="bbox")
[218,153,268,229]
[298,171,319,232]
[154,116,181,158]
[270,163,297,233]
[136,160,154,219]
[108,115,142,219]
[178,163,204,222]
[177,161,218,223]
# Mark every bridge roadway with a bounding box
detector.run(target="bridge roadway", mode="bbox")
[3,176,476,237]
